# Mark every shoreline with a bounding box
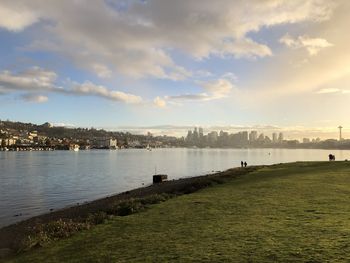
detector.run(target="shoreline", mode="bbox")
[0,165,262,253]
[2,147,350,151]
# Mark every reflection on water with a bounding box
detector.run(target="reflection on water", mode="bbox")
[0,148,349,227]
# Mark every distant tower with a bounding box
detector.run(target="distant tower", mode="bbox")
[338,126,343,141]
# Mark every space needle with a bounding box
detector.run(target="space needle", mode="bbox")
[338,126,343,141]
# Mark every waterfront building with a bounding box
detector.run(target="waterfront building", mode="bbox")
[93,138,118,149]
[5,138,16,146]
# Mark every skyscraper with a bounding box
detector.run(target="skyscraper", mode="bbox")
[278,132,284,143]
[272,133,277,143]
[198,127,204,137]
[249,131,258,142]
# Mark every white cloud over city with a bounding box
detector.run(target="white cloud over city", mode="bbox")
[0,0,349,136]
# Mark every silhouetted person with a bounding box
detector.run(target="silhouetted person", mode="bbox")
[241,161,244,167]
[329,154,335,161]
[244,161,247,167]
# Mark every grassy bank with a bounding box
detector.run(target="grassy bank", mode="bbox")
[4,161,350,262]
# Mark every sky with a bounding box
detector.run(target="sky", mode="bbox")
[0,0,349,139]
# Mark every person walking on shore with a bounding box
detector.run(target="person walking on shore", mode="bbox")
[244,161,247,167]
[241,161,244,167]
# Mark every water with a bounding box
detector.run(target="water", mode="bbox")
[1,148,349,227]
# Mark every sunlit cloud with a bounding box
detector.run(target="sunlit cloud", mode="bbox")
[0,0,336,80]
[164,78,235,103]
[280,34,333,56]
[0,3,38,32]
[316,88,350,94]
[67,81,143,104]
[0,0,348,133]
[153,96,166,108]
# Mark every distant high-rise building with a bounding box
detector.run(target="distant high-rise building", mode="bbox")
[193,127,199,142]
[198,127,204,137]
[249,131,258,142]
[186,130,193,143]
[272,133,278,143]
[241,131,248,144]
[264,135,272,143]
[278,132,284,143]
[208,131,218,145]
[258,133,265,142]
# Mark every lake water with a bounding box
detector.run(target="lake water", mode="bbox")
[1,148,350,227]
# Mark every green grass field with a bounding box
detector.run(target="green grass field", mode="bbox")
[5,162,350,262]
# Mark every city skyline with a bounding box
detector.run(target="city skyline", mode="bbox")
[2,118,347,141]
[0,1,349,133]
[2,119,349,151]
[114,125,348,140]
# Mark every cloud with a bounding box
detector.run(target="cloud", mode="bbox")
[153,96,166,108]
[280,33,333,55]
[221,72,237,81]
[21,94,48,103]
[0,0,336,80]
[0,67,57,92]
[69,81,143,104]
[316,88,350,94]
[0,3,38,31]
[201,79,234,99]
[163,78,235,104]
[91,64,113,79]
[219,38,272,58]
[0,67,143,104]
[195,70,214,79]
[166,93,210,101]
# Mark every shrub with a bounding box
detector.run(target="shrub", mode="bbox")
[115,199,143,216]
[19,219,89,251]
[86,212,109,225]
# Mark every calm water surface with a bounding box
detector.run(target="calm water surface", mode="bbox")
[1,148,349,227]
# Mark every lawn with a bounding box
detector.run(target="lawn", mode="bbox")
[5,161,350,262]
